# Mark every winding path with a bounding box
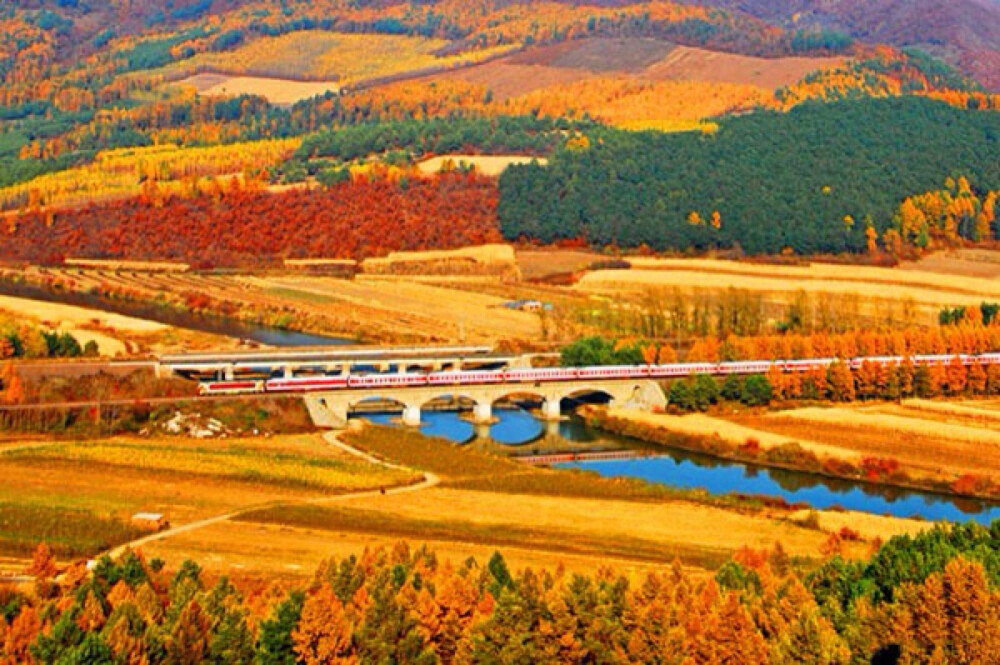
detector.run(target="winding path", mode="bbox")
[105,430,439,560]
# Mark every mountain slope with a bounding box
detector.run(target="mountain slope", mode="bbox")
[711,0,1000,89]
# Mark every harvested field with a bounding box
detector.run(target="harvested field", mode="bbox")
[643,45,844,88]
[576,259,1000,322]
[725,405,1000,479]
[424,60,601,101]
[900,249,1000,279]
[247,274,541,342]
[177,73,340,105]
[892,398,1000,426]
[415,154,547,176]
[616,257,1000,297]
[516,249,608,280]
[769,407,1000,447]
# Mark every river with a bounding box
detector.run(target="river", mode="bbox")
[356,408,1000,525]
[0,280,354,347]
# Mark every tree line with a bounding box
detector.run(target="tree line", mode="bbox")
[4,524,1000,663]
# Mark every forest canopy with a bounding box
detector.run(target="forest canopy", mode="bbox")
[498,97,1000,254]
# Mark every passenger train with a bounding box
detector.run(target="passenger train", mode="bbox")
[198,352,1000,395]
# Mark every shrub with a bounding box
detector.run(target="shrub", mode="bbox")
[720,374,743,401]
[741,374,773,406]
[668,380,694,412]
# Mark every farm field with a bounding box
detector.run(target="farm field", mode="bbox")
[0,433,416,559]
[736,402,1000,479]
[576,257,1000,324]
[177,72,341,106]
[163,31,515,89]
[8,266,544,344]
[415,154,547,176]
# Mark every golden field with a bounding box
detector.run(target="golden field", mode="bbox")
[165,32,515,88]
[0,433,416,559]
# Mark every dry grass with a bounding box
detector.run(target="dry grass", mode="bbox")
[624,257,1000,295]
[14,438,416,493]
[786,509,927,542]
[899,249,1000,279]
[516,249,608,280]
[415,155,547,176]
[644,45,844,89]
[247,274,540,342]
[894,398,1000,425]
[139,519,704,581]
[770,407,1000,447]
[139,481,847,579]
[0,295,166,332]
[723,406,1000,479]
[177,73,341,106]
[606,407,854,461]
[575,261,1000,321]
[0,432,419,561]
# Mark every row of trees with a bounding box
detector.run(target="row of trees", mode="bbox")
[686,321,1000,362]
[4,523,1000,663]
[565,319,1000,369]
[499,97,1000,255]
[668,355,1000,412]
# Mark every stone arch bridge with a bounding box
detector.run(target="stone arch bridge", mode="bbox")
[303,379,667,429]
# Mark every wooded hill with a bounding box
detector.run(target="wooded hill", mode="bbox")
[499,97,1000,254]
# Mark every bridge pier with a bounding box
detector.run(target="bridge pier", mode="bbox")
[474,422,492,440]
[540,398,562,421]
[402,405,422,427]
[472,402,493,424]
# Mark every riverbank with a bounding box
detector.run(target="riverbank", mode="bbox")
[587,405,1000,507]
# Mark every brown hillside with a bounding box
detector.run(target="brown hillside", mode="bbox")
[427,37,841,100]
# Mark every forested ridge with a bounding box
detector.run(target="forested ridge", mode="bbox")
[3,523,1000,663]
[499,96,1000,255]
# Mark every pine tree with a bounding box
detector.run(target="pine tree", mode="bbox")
[257,590,304,665]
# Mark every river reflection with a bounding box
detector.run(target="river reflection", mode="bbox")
[354,408,1000,525]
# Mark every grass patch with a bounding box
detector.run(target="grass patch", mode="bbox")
[0,503,143,558]
[237,503,731,569]
[264,286,336,304]
[3,439,418,494]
